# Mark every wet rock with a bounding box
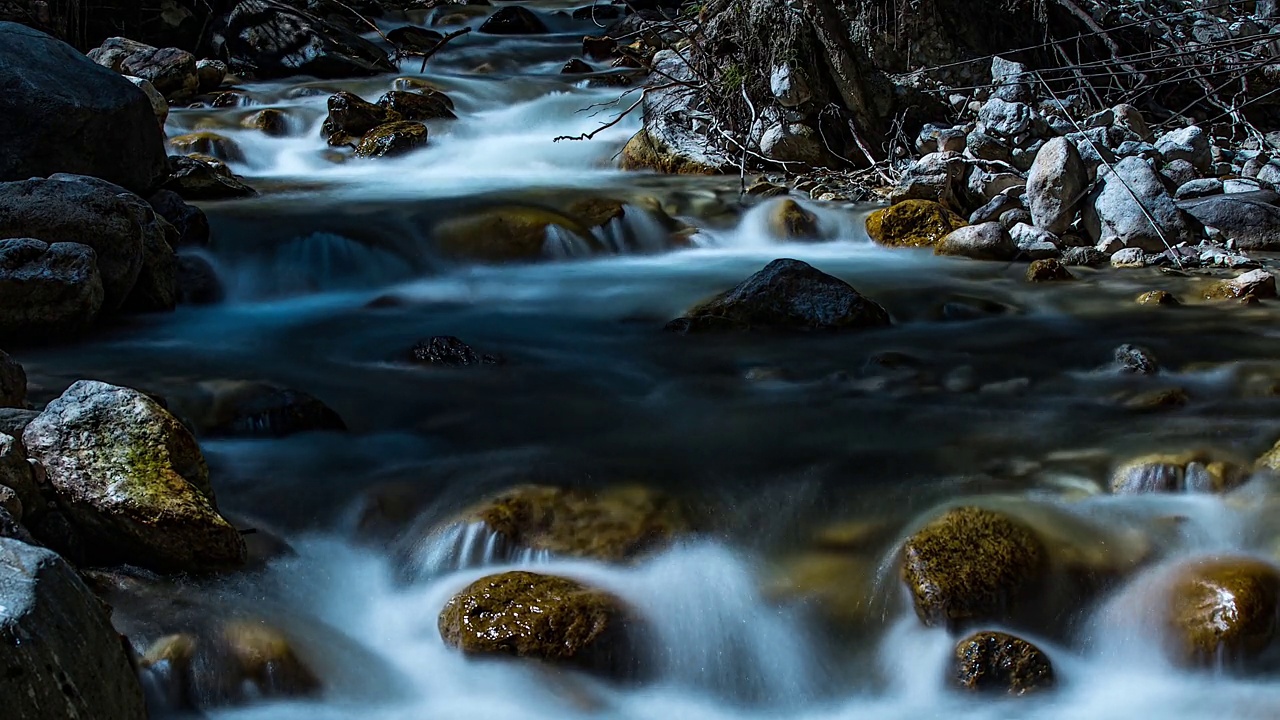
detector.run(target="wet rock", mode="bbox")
[203,384,347,438]
[865,200,967,248]
[164,155,257,200]
[1083,156,1196,252]
[432,205,600,262]
[1177,193,1280,250]
[0,239,104,338]
[935,222,1017,261]
[439,571,643,677]
[149,190,211,248]
[767,199,820,240]
[953,631,1055,695]
[1061,246,1108,267]
[1166,557,1280,668]
[0,537,149,720]
[196,59,227,93]
[562,58,593,74]
[901,506,1047,628]
[1110,247,1149,268]
[322,91,392,145]
[0,23,168,194]
[1137,290,1180,306]
[170,131,244,163]
[410,336,503,366]
[1114,343,1159,375]
[666,258,890,333]
[479,6,549,33]
[177,255,225,305]
[221,0,396,78]
[22,380,246,572]
[1204,269,1277,300]
[1110,452,1245,494]
[90,38,198,100]
[620,128,724,175]
[1026,137,1086,234]
[127,76,169,125]
[1156,126,1212,172]
[244,108,290,136]
[1025,258,1073,282]
[377,89,456,121]
[355,121,429,158]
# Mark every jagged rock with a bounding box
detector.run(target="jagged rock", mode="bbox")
[0,239,104,338]
[966,131,1014,164]
[770,63,812,107]
[164,155,257,200]
[1162,159,1201,189]
[990,56,1032,103]
[1061,246,1108,267]
[22,380,246,572]
[220,0,396,78]
[1010,223,1060,259]
[1026,138,1086,234]
[889,152,967,209]
[1177,193,1280,250]
[0,537,149,720]
[409,336,502,366]
[354,121,429,158]
[979,98,1031,138]
[562,58,592,74]
[1156,125,1212,172]
[90,38,198,100]
[1114,343,1159,375]
[322,91,392,145]
[377,89,456,121]
[149,190,211,249]
[866,200,967,248]
[1110,247,1149,268]
[478,6,548,34]
[1083,156,1196,252]
[953,632,1054,695]
[665,258,890,333]
[935,222,1017,261]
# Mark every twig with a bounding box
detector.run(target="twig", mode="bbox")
[554,95,645,141]
[417,27,472,72]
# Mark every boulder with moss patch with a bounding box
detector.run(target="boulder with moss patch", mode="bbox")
[1165,557,1280,668]
[432,205,602,262]
[953,631,1055,695]
[865,200,967,248]
[354,121,429,158]
[620,129,725,175]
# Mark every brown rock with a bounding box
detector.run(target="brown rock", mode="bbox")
[953,631,1055,695]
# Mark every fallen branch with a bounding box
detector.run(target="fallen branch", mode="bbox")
[554,95,645,141]
[417,27,472,72]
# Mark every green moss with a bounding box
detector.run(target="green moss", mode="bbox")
[720,64,746,91]
[865,200,966,248]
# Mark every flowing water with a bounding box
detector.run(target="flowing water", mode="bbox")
[18,3,1280,718]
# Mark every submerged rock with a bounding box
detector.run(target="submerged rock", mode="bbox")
[439,571,644,678]
[410,336,503,367]
[953,631,1055,695]
[865,200,967,248]
[0,239,105,338]
[0,537,149,720]
[22,380,246,572]
[767,199,820,240]
[202,383,347,438]
[479,6,549,34]
[666,259,890,333]
[1166,557,1280,668]
[432,205,601,262]
[1114,344,1159,375]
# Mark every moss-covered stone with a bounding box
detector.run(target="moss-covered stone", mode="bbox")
[619,129,723,175]
[566,197,626,229]
[1166,557,1280,668]
[242,108,289,137]
[900,506,1047,628]
[764,552,879,630]
[432,205,601,262]
[169,131,244,163]
[768,199,820,240]
[864,200,967,248]
[953,631,1055,695]
[1026,258,1074,282]
[1137,290,1180,306]
[354,121,429,158]
[1258,439,1280,472]
[439,571,643,678]
[1110,451,1245,494]
[1204,269,1277,301]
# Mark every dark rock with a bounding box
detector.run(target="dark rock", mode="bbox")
[91,38,199,100]
[0,239,104,338]
[355,121,430,158]
[177,255,225,305]
[582,36,618,60]
[666,258,890,333]
[164,155,258,201]
[1161,159,1201,190]
[0,351,24,408]
[562,58,593,74]
[169,131,244,163]
[1137,290,1180,306]
[0,23,168,195]
[196,59,228,93]
[479,6,549,34]
[1166,557,1280,668]
[954,631,1054,695]
[377,90,456,121]
[0,409,39,442]
[1178,193,1280,250]
[243,108,290,136]
[219,0,397,78]
[1114,343,1159,375]
[1061,246,1108,267]
[204,384,347,437]
[386,25,444,51]
[410,336,503,366]
[322,91,393,146]
[149,190,211,248]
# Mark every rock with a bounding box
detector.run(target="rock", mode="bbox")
[979,98,1032,138]
[91,38,199,100]
[619,129,724,175]
[1083,156,1195,252]
[22,381,246,572]
[666,258,890,333]
[770,63,812,107]
[1177,194,1280,250]
[196,59,227,93]
[1010,223,1060,259]
[1225,178,1267,194]
[321,91,392,145]
[220,0,396,78]
[888,152,967,209]
[990,56,1032,103]
[1204,269,1277,300]
[1025,258,1073,282]
[0,23,168,194]
[767,199,820,240]
[935,222,1017,261]
[439,571,643,677]
[431,205,602,262]
[866,200,967,248]
[1061,246,1108,267]
[1166,558,1280,667]
[1175,178,1223,200]
[177,256,225,305]
[203,383,346,437]
[354,121,429,158]
[0,433,36,516]
[149,190,211,248]
[763,552,880,630]
[386,25,444,51]
[953,632,1054,695]
[562,58,592,74]
[0,409,38,443]
[0,537,149,719]
[900,506,1047,628]
[1116,141,1161,163]
[1110,247,1149,268]
[1156,126,1212,172]
[759,122,827,166]
[1110,452,1245,494]
[244,108,290,136]
[0,351,24,408]
[1026,137,1087,234]
[1114,343,1159,374]
[1137,290,1180,306]
[1162,160,1201,190]
[479,6,548,33]
[966,131,1013,164]
[0,239,104,338]
[164,155,257,200]
[999,208,1033,230]
[1121,387,1190,411]
[169,132,244,163]
[122,222,179,314]
[409,336,502,366]
[126,76,169,125]
[969,192,1023,225]
[1111,104,1151,141]
[377,89,456,121]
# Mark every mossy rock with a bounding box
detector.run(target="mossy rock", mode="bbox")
[1258,439,1280,471]
[1203,270,1277,301]
[768,199,820,240]
[865,200,967,248]
[1166,557,1280,668]
[439,571,644,678]
[432,205,602,262]
[242,109,289,137]
[900,506,1047,629]
[354,121,429,158]
[1110,451,1245,494]
[1137,290,1180,306]
[459,484,689,561]
[322,90,396,145]
[953,631,1055,695]
[566,197,626,229]
[619,129,723,175]
[1026,258,1074,282]
[169,132,244,163]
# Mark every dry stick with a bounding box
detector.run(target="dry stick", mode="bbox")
[553,95,645,142]
[1034,71,1183,269]
[416,27,472,72]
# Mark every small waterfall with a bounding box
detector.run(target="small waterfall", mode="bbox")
[405,521,552,579]
[593,205,677,255]
[542,225,596,258]
[221,232,418,300]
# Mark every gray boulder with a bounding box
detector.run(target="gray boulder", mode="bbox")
[1175,178,1224,200]
[1010,223,1061,259]
[22,381,246,573]
[990,56,1032,103]
[1178,192,1280,250]
[0,434,37,519]
[890,151,967,210]
[979,98,1032,138]
[1083,156,1197,252]
[0,23,167,194]
[0,537,148,720]
[0,239,104,338]
[935,222,1017,261]
[1026,137,1086,234]
[1156,126,1211,172]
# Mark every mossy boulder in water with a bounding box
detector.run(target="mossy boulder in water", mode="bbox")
[431,205,602,262]
[1026,258,1074,282]
[243,108,290,136]
[1166,557,1280,668]
[378,89,456,121]
[169,132,244,163]
[865,200,967,248]
[666,259,891,333]
[322,91,395,145]
[1110,451,1245,494]
[1204,269,1277,300]
[953,631,1055,695]
[354,121,429,158]
[21,380,246,573]
[620,129,724,175]
[768,199,820,240]
[439,571,644,678]
[900,506,1048,628]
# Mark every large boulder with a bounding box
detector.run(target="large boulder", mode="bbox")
[666,258,891,333]
[0,23,167,195]
[0,537,149,720]
[0,239,105,338]
[1165,557,1280,668]
[439,571,644,678]
[22,381,246,573]
[1082,156,1196,252]
[1177,193,1280,250]
[935,222,1017,261]
[865,200,967,248]
[218,0,397,79]
[1026,137,1086,234]
[89,37,199,100]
